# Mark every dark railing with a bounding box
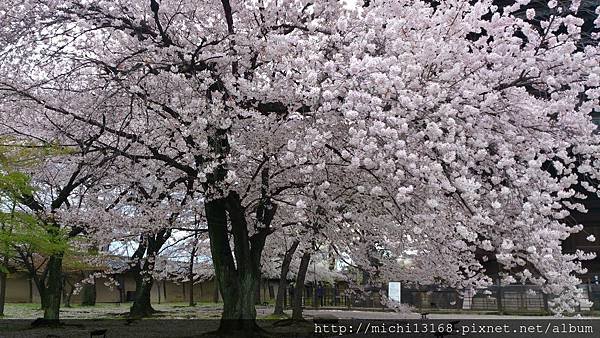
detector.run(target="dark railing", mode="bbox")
[283,284,600,313]
[283,285,385,309]
[401,285,549,312]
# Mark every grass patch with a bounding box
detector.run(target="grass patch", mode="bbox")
[261,313,290,320]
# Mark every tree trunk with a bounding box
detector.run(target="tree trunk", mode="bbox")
[292,251,311,321]
[39,289,46,310]
[274,240,299,315]
[189,280,195,306]
[62,289,73,308]
[61,275,73,308]
[43,254,63,321]
[127,230,170,318]
[81,278,96,306]
[28,276,33,303]
[206,194,272,334]
[0,267,6,316]
[130,272,155,318]
[205,127,276,334]
[255,277,261,305]
[188,239,196,307]
[206,197,254,332]
[0,224,8,316]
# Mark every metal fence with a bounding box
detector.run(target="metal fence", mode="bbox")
[401,285,549,312]
[589,284,600,311]
[284,283,600,313]
[283,285,386,309]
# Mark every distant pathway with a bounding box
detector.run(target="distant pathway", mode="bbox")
[299,309,599,320]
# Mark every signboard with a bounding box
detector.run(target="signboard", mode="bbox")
[388,282,401,303]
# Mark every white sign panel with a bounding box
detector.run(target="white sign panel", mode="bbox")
[388,281,401,303]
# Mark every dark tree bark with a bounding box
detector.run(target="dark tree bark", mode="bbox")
[205,190,276,334]
[128,240,154,318]
[130,273,155,318]
[17,248,54,316]
[61,274,75,308]
[42,253,63,321]
[255,278,261,305]
[188,280,195,306]
[28,276,33,303]
[0,225,8,316]
[206,197,255,331]
[0,256,7,316]
[273,240,299,315]
[129,229,170,318]
[188,233,198,307]
[268,283,274,299]
[292,251,311,321]
[80,277,96,306]
[203,123,278,334]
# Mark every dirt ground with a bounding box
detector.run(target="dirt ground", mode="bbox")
[1,303,598,337]
[0,303,314,337]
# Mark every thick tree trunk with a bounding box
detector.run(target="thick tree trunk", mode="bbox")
[205,127,276,334]
[292,251,311,321]
[215,267,260,332]
[130,272,155,318]
[43,254,63,321]
[206,198,254,332]
[81,278,96,306]
[219,272,259,327]
[206,193,273,335]
[127,230,170,318]
[274,240,299,315]
[37,284,46,310]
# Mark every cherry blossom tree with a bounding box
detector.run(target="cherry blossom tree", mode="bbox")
[61,159,195,317]
[316,0,600,314]
[1,0,325,331]
[0,137,116,322]
[1,1,600,333]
